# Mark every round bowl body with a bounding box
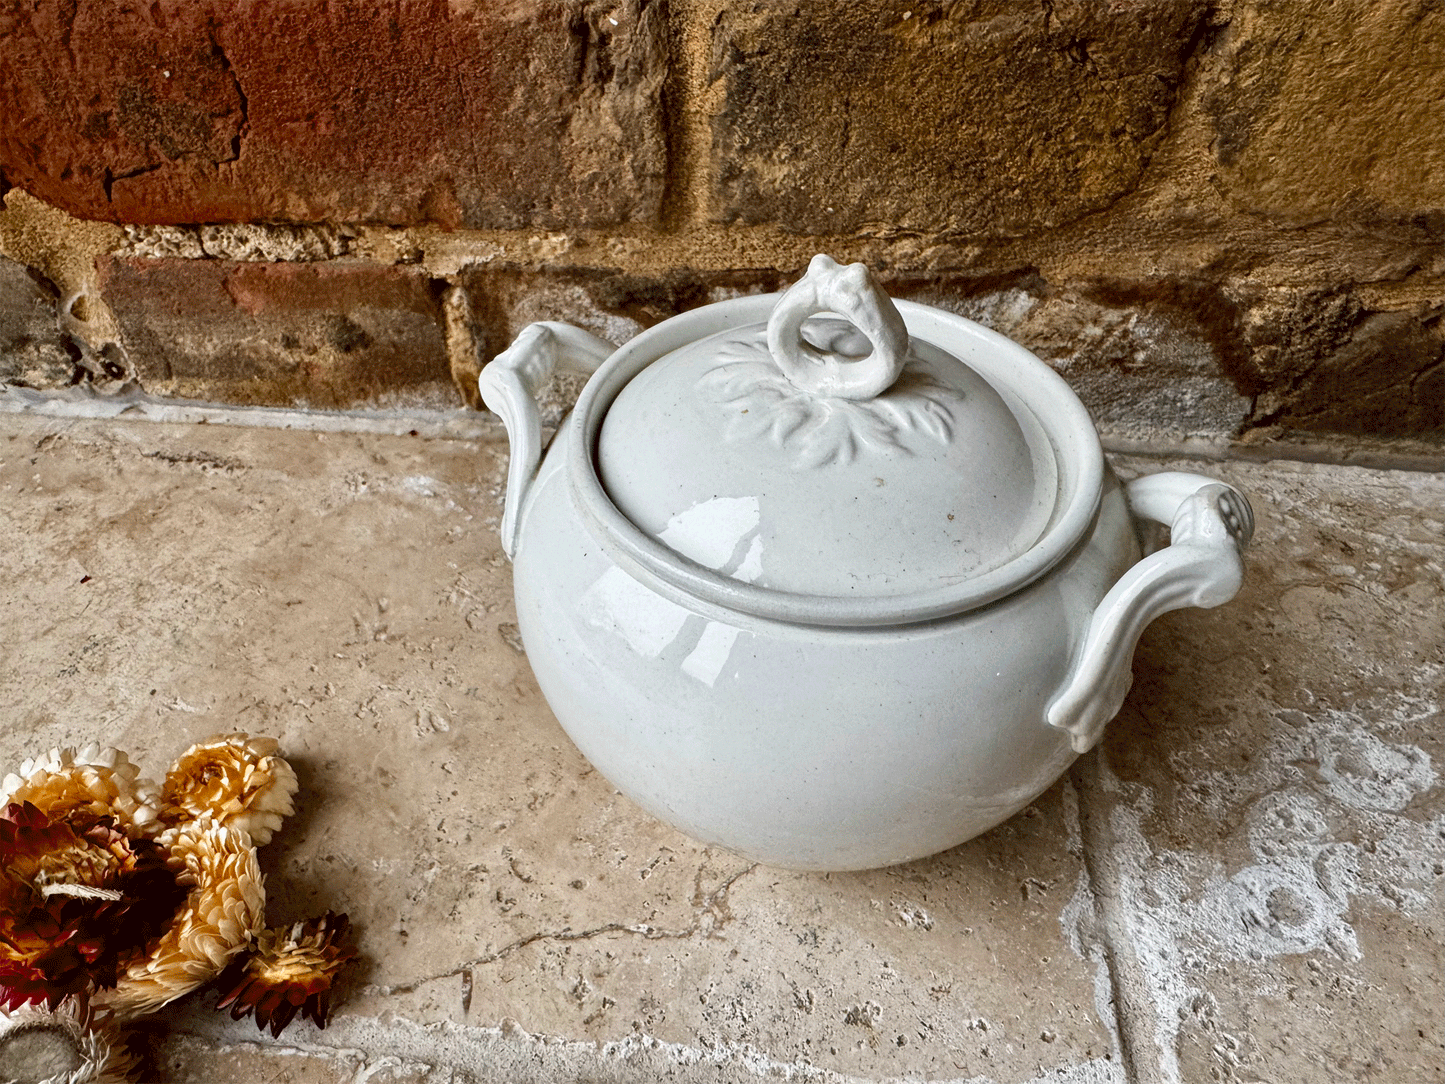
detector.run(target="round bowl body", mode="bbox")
[513,425,1138,871]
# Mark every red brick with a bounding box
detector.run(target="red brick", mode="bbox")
[98,257,457,409]
[0,0,667,228]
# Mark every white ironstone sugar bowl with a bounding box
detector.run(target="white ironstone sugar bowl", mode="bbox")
[480,255,1253,871]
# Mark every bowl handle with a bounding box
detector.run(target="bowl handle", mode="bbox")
[1047,472,1254,753]
[478,322,615,559]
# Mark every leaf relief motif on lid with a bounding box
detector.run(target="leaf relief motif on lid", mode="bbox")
[698,333,962,468]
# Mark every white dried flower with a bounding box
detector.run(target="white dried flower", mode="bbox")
[1,746,161,838]
[160,734,298,845]
[0,1001,137,1083]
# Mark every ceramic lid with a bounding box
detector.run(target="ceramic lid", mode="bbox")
[577,256,1088,619]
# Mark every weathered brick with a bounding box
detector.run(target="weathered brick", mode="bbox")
[707,0,1206,235]
[460,264,1251,440]
[1226,283,1445,442]
[461,265,787,362]
[0,0,667,228]
[901,273,1444,445]
[0,255,74,389]
[460,265,787,425]
[1256,311,1444,440]
[1205,0,1445,225]
[465,264,1443,446]
[98,257,457,409]
[897,277,1255,441]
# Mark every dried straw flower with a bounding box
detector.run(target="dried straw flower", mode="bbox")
[0,1000,138,1083]
[1,746,161,839]
[92,817,265,1021]
[0,804,181,1013]
[2,731,356,1044]
[160,734,298,846]
[216,912,357,1037]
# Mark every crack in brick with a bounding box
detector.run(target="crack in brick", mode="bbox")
[102,162,165,203]
[209,33,249,166]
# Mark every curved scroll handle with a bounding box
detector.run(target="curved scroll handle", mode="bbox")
[1047,472,1254,753]
[478,322,616,559]
[767,254,910,401]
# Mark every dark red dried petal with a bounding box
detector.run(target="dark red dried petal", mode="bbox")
[214,978,246,1012]
[211,912,357,1036]
[0,803,184,1009]
[268,999,299,1038]
[2,802,82,866]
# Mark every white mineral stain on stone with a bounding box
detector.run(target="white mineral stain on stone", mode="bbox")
[1315,726,1434,812]
[215,1010,1129,1084]
[1064,691,1443,1084]
[402,474,441,497]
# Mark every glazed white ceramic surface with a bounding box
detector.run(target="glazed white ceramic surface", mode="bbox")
[479,256,1254,871]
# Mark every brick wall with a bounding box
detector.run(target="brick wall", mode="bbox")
[1,0,1441,454]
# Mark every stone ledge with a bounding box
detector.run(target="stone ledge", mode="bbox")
[0,417,1438,1082]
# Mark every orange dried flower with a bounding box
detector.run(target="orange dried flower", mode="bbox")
[160,734,298,845]
[215,912,357,1036]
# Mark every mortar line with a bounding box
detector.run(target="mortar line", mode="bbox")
[1101,434,1444,473]
[659,0,726,231]
[0,387,501,441]
[1070,755,1167,1084]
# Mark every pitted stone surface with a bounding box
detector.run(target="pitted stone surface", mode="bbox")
[0,415,1439,1081]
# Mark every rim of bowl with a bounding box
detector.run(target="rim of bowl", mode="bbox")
[567,294,1105,629]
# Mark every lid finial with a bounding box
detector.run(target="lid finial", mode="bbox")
[767,255,910,401]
